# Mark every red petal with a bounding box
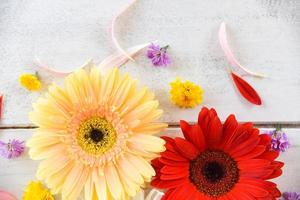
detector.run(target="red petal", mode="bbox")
[174,137,199,160]
[259,134,272,147]
[229,135,260,157]
[180,120,192,141]
[267,168,282,179]
[161,165,189,174]
[230,187,255,200]
[236,183,269,197]
[161,189,173,200]
[166,182,198,200]
[222,115,238,146]
[231,72,262,105]
[161,136,175,144]
[239,177,279,192]
[238,159,271,170]
[151,158,164,169]
[161,150,188,162]
[257,151,279,161]
[151,178,188,189]
[159,157,189,167]
[206,115,223,147]
[223,123,254,151]
[198,107,223,147]
[197,107,210,133]
[235,145,266,161]
[180,121,206,151]
[160,170,189,180]
[190,124,206,151]
[240,168,274,178]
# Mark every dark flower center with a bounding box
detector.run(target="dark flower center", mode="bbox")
[189,150,239,197]
[77,117,117,155]
[89,129,104,143]
[203,161,225,183]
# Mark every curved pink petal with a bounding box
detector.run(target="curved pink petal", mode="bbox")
[219,22,265,78]
[0,190,17,200]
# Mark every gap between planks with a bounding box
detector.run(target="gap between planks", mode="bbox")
[1,122,300,130]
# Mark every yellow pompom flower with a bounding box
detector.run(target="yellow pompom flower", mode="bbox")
[170,77,203,108]
[23,181,54,200]
[19,73,42,91]
[27,62,167,200]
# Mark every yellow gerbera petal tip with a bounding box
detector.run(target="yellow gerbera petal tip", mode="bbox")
[169,77,203,108]
[22,181,54,200]
[19,73,42,91]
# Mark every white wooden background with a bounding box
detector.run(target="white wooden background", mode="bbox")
[0,0,299,199]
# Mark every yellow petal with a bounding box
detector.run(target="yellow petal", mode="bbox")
[132,123,168,135]
[100,68,118,103]
[29,144,66,160]
[46,160,74,194]
[93,167,108,200]
[104,163,123,199]
[123,101,159,126]
[67,167,90,200]
[112,75,136,108]
[48,84,72,116]
[128,134,166,153]
[89,67,102,103]
[84,176,93,200]
[37,155,70,180]
[119,172,138,197]
[126,153,155,180]
[117,156,143,185]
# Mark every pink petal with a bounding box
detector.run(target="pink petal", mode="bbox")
[218,22,265,78]
[110,0,138,61]
[0,190,17,200]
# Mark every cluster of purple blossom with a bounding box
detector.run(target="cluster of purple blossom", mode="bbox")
[0,139,24,159]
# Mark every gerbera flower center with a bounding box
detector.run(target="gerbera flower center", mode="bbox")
[203,161,225,183]
[189,150,239,197]
[89,129,104,143]
[77,117,117,155]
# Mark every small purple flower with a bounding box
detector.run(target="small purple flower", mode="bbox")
[147,43,170,67]
[267,130,290,153]
[282,192,300,200]
[0,139,25,159]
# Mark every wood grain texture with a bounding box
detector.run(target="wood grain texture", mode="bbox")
[0,128,299,199]
[0,0,299,126]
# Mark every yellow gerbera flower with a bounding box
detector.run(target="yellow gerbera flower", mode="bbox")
[170,77,203,108]
[27,62,167,200]
[19,73,42,91]
[23,181,54,200]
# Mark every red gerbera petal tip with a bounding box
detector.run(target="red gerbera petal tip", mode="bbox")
[151,107,283,200]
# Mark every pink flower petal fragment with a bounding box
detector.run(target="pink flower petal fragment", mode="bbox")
[34,56,72,77]
[0,190,17,200]
[219,22,265,78]
[99,43,151,69]
[111,0,138,61]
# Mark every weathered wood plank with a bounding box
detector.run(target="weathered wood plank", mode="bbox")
[0,128,299,198]
[0,0,299,125]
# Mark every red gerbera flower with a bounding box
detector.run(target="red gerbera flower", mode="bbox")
[151,107,283,200]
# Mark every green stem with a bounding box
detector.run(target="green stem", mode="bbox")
[160,45,169,51]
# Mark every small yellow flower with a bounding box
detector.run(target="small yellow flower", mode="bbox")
[170,77,203,108]
[23,181,54,200]
[19,73,42,91]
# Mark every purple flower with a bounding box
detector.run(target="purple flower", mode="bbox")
[0,139,25,159]
[282,192,300,200]
[147,43,170,67]
[267,130,290,153]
